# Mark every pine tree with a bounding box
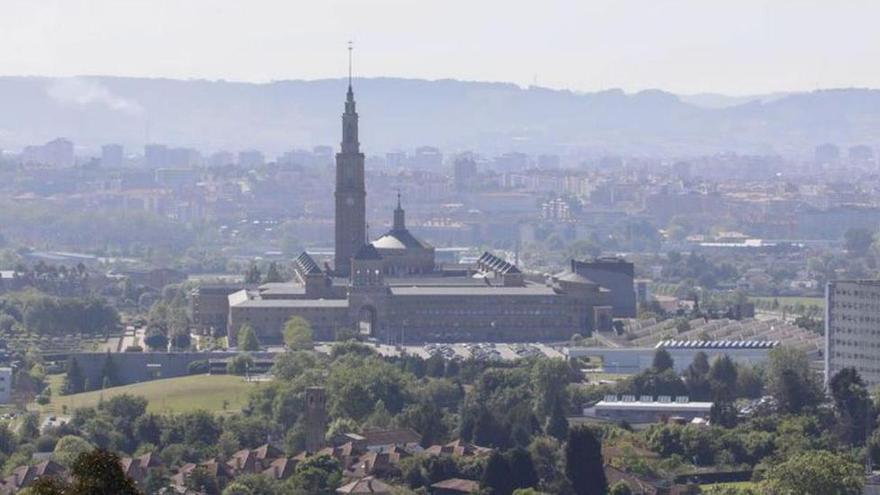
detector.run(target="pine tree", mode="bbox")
[652,349,674,372]
[565,425,607,495]
[62,357,85,395]
[546,398,570,441]
[244,263,261,284]
[263,262,284,283]
[481,450,513,495]
[507,447,539,491]
[101,352,118,388]
[237,324,261,351]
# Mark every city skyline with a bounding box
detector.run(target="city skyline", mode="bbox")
[1,0,879,95]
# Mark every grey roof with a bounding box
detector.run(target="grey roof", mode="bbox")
[354,243,383,261]
[477,252,521,274]
[655,339,779,349]
[385,277,487,287]
[390,285,556,297]
[372,228,431,250]
[259,285,307,296]
[233,299,349,308]
[554,271,596,284]
[294,252,323,275]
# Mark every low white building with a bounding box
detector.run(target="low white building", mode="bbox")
[586,395,713,423]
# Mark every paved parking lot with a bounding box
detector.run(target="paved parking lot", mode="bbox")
[319,342,566,361]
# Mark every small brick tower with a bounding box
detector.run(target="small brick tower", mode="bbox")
[305,386,328,453]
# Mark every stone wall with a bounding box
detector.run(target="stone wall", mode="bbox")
[65,351,279,388]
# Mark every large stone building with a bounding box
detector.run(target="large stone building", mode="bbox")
[825,279,880,387]
[226,81,634,345]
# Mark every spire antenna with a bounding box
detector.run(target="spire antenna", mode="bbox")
[347,40,353,88]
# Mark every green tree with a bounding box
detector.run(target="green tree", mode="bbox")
[288,454,341,494]
[531,359,571,420]
[283,316,313,350]
[187,466,220,495]
[760,450,863,495]
[708,354,738,401]
[237,324,261,351]
[545,398,569,441]
[507,447,539,491]
[766,347,822,414]
[263,262,284,283]
[19,413,40,440]
[482,451,513,495]
[244,263,261,284]
[829,367,870,446]
[53,436,93,467]
[844,228,874,257]
[651,349,674,372]
[683,352,711,401]
[143,327,168,350]
[68,449,142,494]
[565,426,607,495]
[100,352,119,388]
[62,357,85,395]
[227,354,254,376]
[396,402,448,447]
[609,481,633,495]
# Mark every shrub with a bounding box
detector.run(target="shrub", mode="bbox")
[188,360,209,375]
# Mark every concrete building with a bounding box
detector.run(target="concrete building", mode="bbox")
[567,340,777,375]
[101,144,124,168]
[226,81,631,345]
[586,395,713,423]
[825,280,880,387]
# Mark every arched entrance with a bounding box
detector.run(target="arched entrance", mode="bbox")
[358,305,378,336]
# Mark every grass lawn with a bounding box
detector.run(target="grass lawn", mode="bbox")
[37,374,265,416]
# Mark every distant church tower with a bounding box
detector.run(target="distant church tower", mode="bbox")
[304,386,328,453]
[334,42,366,276]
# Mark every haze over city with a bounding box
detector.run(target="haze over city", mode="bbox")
[2,0,880,94]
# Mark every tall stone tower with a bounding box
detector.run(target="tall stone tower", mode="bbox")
[304,386,328,453]
[334,63,366,276]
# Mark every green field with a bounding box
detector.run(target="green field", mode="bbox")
[37,374,266,416]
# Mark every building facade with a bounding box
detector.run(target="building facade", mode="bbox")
[825,280,880,387]
[226,82,635,345]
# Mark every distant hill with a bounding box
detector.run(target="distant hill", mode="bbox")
[0,76,879,156]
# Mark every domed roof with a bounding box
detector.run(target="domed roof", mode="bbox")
[372,229,431,251]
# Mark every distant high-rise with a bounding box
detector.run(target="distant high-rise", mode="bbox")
[334,79,366,276]
[22,138,74,167]
[101,144,124,168]
[207,151,235,167]
[814,143,840,164]
[413,146,443,168]
[849,144,875,164]
[237,150,265,168]
[144,144,168,168]
[453,156,477,193]
[825,280,880,388]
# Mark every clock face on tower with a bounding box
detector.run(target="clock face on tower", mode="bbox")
[346,197,355,206]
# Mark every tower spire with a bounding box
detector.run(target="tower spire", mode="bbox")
[393,190,406,231]
[347,40,353,90]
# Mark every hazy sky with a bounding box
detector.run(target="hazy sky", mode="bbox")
[2,0,879,95]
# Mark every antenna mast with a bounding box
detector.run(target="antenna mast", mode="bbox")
[347,40,353,87]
